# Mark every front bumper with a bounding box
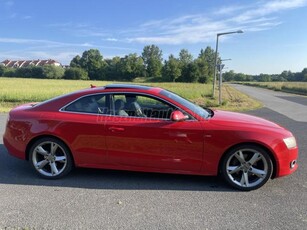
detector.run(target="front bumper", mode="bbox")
[275,147,298,178]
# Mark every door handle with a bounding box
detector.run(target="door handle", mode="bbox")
[108,127,125,132]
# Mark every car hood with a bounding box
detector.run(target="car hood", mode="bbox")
[210,110,283,130]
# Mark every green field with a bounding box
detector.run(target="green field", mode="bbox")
[240,82,307,95]
[0,77,261,112]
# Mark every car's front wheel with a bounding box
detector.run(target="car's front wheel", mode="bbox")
[221,145,273,191]
[29,137,73,179]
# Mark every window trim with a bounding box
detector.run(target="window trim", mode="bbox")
[59,93,109,115]
[109,92,197,121]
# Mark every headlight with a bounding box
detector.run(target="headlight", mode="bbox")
[283,137,297,149]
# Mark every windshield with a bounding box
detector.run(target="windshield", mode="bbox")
[159,90,211,119]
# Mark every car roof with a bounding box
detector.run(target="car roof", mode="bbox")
[34,84,164,110]
[105,84,153,90]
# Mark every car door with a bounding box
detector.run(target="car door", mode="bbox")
[105,93,204,172]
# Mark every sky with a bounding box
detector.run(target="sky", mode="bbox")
[0,0,307,75]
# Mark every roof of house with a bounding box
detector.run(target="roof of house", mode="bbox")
[1,59,62,68]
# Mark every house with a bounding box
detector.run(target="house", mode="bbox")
[1,59,62,68]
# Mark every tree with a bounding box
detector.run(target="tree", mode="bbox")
[142,45,163,78]
[258,74,272,82]
[275,71,288,82]
[14,66,44,78]
[179,49,193,65]
[81,49,106,80]
[245,74,252,81]
[15,67,32,78]
[197,46,215,83]
[182,62,199,82]
[43,65,64,79]
[64,67,89,80]
[72,49,106,80]
[3,68,15,77]
[162,55,181,82]
[301,68,307,82]
[195,59,210,83]
[70,55,81,68]
[31,66,44,78]
[223,70,236,82]
[234,73,248,81]
[280,70,294,81]
[178,49,193,82]
[120,53,145,80]
[105,57,122,80]
[0,65,6,76]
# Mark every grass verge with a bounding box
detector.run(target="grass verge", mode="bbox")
[239,82,307,96]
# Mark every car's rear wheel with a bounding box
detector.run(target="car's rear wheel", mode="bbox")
[29,137,73,179]
[221,145,273,191]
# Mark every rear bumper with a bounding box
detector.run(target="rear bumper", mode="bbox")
[3,135,26,160]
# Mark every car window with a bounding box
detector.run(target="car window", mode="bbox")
[112,94,176,119]
[159,89,210,119]
[64,94,106,114]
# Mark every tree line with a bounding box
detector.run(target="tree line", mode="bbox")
[67,45,217,83]
[1,44,307,82]
[223,69,307,82]
[0,45,216,83]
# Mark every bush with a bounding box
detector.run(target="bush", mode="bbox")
[64,67,89,80]
[15,67,35,78]
[0,65,6,76]
[4,68,16,77]
[43,65,64,79]
[13,66,44,78]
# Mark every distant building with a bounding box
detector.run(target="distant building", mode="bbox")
[1,59,62,68]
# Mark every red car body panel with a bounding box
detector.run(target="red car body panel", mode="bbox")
[200,111,298,176]
[104,116,204,172]
[3,86,298,178]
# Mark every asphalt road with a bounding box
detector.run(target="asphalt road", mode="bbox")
[231,84,307,122]
[0,86,307,229]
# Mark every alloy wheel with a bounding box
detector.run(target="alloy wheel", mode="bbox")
[30,138,72,178]
[222,146,273,191]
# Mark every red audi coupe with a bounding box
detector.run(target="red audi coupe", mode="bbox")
[3,84,298,190]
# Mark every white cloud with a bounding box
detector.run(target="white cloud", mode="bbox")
[9,13,16,18]
[23,15,32,20]
[264,0,307,11]
[47,22,110,38]
[232,0,307,22]
[214,5,252,15]
[105,38,119,42]
[126,0,307,45]
[126,15,227,44]
[0,37,95,48]
[4,0,14,8]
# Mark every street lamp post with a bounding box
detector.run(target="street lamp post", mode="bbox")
[212,30,243,98]
[218,64,225,105]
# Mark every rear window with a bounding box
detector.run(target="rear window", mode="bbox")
[64,94,106,114]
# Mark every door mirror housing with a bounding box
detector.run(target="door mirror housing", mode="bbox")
[171,111,188,122]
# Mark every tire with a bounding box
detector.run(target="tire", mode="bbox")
[221,145,273,191]
[29,137,73,179]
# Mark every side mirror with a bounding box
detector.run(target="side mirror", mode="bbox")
[171,111,187,122]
